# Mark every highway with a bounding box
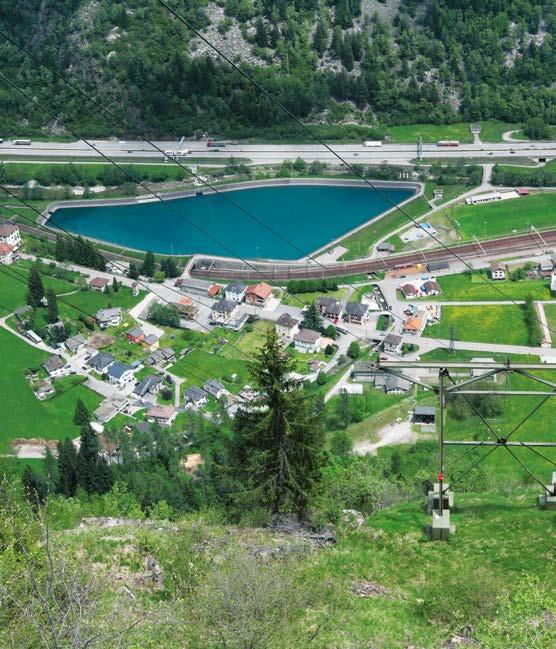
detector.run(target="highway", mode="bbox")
[2,138,556,165]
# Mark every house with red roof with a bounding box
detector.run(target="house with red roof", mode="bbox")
[89,277,110,292]
[0,243,14,265]
[245,282,273,307]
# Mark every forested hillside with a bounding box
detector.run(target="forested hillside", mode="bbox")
[1,0,555,138]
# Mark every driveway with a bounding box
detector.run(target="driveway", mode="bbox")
[353,420,418,455]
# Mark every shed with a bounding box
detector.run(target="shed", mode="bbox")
[414,406,435,424]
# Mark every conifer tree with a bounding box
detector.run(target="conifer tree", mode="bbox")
[43,447,59,493]
[141,251,155,277]
[112,277,120,293]
[26,263,44,308]
[46,287,59,323]
[57,437,78,497]
[230,329,325,515]
[21,465,47,505]
[73,398,90,427]
[301,301,323,332]
[128,262,139,280]
[77,423,114,495]
[312,19,328,57]
[54,235,67,262]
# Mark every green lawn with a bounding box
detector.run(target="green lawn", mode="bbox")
[282,288,348,307]
[386,123,473,144]
[352,284,374,302]
[57,286,145,320]
[222,320,274,358]
[0,327,102,453]
[447,191,556,240]
[544,304,556,347]
[424,305,530,345]
[339,196,431,261]
[169,348,249,393]
[0,262,78,313]
[431,272,552,302]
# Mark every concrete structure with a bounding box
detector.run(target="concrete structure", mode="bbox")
[293,328,322,353]
[275,313,300,340]
[178,277,213,296]
[96,307,122,329]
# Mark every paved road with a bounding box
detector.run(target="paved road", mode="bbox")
[2,138,556,165]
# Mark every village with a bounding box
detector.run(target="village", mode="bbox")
[3,218,556,463]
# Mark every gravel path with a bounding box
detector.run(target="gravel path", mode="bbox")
[353,420,417,455]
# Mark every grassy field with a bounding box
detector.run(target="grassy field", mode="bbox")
[424,305,531,345]
[57,286,145,320]
[339,196,431,261]
[431,272,552,302]
[446,191,556,240]
[0,262,78,313]
[495,159,556,178]
[0,327,102,453]
[282,287,348,307]
[170,348,249,393]
[386,123,473,143]
[544,304,556,346]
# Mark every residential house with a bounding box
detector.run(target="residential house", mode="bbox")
[90,277,110,292]
[146,347,176,367]
[275,313,299,340]
[207,284,222,299]
[126,326,145,344]
[490,262,506,281]
[204,379,226,400]
[344,302,369,325]
[421,280,441,296]
[34,380,54,400]
[352,361,378,381]
[244,282,273,308]
[374,373,411,393]
[238,385,259,403]
[107,362,135,389]
[64,334,86,354]
[211,299,240,324]
[316,296,343,322]
[538,258,554,276]
[96,307,122,329]
[293,328,322,353]
[131,282,139,297]
[383,333,403,355]
[175,302,200,320]
[0,243,14,265]
[403,311,427,335]
[88,352,115,373]
[146,405,177,427]
[133,374,162,399]
[225,283,247,303]
[0,222,22,249]
[399,283,419,298]
[413,406,436,424]
[184,386,208,408]
[43,355,67,379]
[142,333,160,351]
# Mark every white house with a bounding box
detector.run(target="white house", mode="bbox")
[184,386,208,408]
[0,223,22,249]
[211,299,240,324]
[224,283,247,303]
[0,243,15,265]
[383,333,403,355]
[146,405,177,427]
[107,362,136,389]
[275,313,300,340]
[490,262,506,281]
[96,307,122,329]
[64,334,87,354]
[293,328,322,353]
[204,379,226,400]
[43,355,68,379]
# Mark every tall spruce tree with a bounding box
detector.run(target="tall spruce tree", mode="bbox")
[46,287,59,323]
[26,263,44,308]
[141,251,155,277]
[230,329,325,515]
[43,447,59,493]
[301,301,323,332]
[21,465,47,506]
[77,423,113,494]
[73,398,90,427]
[128,262,139,280]
[57,437,78,497]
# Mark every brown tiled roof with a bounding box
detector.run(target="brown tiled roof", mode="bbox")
[147,405,175,419]
[90,277,109,288]
[0,243,14,254]
[246,282,272,299]
[0,224,18,236]
[294,328,321,343]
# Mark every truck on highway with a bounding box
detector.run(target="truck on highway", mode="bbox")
[13,139,31,145]
[437,140,459,147]
[207,140,226,148]
[363,140,382,147]
[163,148,191,160]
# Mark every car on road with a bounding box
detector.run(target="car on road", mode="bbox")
[335,326,348,335]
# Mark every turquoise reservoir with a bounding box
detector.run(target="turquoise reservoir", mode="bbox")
[50,184,415,260]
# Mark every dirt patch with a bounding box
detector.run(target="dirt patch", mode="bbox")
[11,437,59,458]
[354,420,418,455]
[89,332,116,348]
[350,580,388,598]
